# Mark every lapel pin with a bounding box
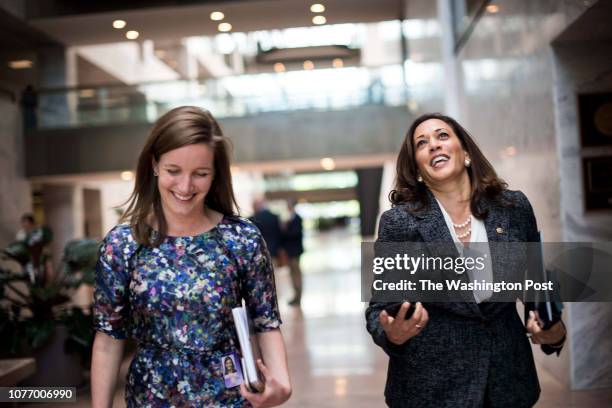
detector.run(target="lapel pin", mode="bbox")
[496,227,504,234]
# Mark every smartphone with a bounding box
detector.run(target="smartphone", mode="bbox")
[383,302,416,320]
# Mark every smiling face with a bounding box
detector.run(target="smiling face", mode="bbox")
[153,143,214,221]
[412,118,470,186]
[224,357,235,373]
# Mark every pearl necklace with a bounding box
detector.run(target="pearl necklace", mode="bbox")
[456,228,472,239]
[452,216,471,229]
[453,215,472,239]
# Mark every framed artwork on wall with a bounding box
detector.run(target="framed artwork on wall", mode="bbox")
[582,156,612,210]
[579,92,612,147]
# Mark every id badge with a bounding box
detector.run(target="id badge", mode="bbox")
[221,353,244,388]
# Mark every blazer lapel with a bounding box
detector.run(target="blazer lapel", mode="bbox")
[414,191,480,315]
[481,197,516,300]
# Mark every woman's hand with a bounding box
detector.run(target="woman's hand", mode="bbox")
[240,359,291,408]
[379,302,429,345]
[526,311,566,345]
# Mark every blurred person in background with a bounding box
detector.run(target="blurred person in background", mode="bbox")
[282,199,304,306]
[20,84,38,130]
[250,198,282,265]
[366,113,566,407]
[15,213,53,283]
[91,106,291,407]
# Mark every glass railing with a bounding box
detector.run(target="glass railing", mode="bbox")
[36,65,408,129]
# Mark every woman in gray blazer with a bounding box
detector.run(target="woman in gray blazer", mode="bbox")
[366,113,566,407]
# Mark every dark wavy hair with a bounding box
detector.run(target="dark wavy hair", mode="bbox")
[120,106,238,246]
[390,112,507,218]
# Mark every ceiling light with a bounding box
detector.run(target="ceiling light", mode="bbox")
[126,30,139,40]
[312,15,327,25]
[273,62,286,73]
[320,157,336,171]
[486,4,499,13]
[332,58,343,68]
[210,11,225,21]
[504,146,517,156]
[112,19,126,29]
[121,171,134,181]
[303,60,314,70]
[310,4,325,13]
[218,22,232,32]
[8,60,33,69]
[79,89,95,98]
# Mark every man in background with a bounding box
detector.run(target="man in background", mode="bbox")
[282,200,304,307]
[250,198,282,264]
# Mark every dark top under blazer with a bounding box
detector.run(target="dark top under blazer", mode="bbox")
[365,189,561,408]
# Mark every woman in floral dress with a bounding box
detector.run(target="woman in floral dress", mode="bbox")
[91,106,291,407]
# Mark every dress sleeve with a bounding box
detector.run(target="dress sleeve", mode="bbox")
[93,226,135,339]
[242,225,282,333]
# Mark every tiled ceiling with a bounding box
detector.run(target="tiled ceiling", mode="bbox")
[28,0,404,46]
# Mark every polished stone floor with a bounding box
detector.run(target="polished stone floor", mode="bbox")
[24,226,612,407]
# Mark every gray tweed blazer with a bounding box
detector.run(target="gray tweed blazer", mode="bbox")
[365,189,559,408]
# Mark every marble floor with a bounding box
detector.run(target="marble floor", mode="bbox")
[23,226,612,407]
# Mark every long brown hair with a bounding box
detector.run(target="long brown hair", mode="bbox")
[390,112,507,218]
[121,106,238,246]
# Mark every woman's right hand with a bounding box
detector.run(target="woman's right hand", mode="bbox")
[240,359,291,408]
[379,302,429,345]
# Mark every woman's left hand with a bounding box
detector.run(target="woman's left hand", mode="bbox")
[240,359,291,408]
[526,311,566,345]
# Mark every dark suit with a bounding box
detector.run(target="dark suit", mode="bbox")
[250,209,282,257]
[282,213,304,257]
[365,189,561,408]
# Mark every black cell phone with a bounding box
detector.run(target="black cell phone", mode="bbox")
[383,302,416,320]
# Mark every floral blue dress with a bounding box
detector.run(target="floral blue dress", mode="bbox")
[93,216,281,407]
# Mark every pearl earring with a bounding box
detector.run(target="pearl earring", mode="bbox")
[417,175,423,183]
[153,171,158,177]
[464,158,471,167]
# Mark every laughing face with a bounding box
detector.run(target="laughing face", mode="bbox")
[154,143,214,221]
[412,118,469,186]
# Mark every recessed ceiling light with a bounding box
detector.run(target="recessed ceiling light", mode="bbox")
[112,19,126,29]
[504,146,517,156]
[310,4,325,13]
[273,62,286,73]
[332,58,343,68]
[486,4,499,13]
[312,15,327,25]
[79,89,95,98]
[8,60,33,69]
[218,22,232,32]
[121,171,134,181]
[320,157,335,171]
[303,60,314,70]
[126,30,139,40]
[210,11,225,21]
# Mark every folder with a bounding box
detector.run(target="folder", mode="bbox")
[524,232,563,330]
[232,306,265,393]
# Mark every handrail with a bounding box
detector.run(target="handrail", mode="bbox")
[35,64,409,129]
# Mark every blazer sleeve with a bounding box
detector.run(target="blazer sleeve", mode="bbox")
[516,191,565,356]
[365,209,409,357]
